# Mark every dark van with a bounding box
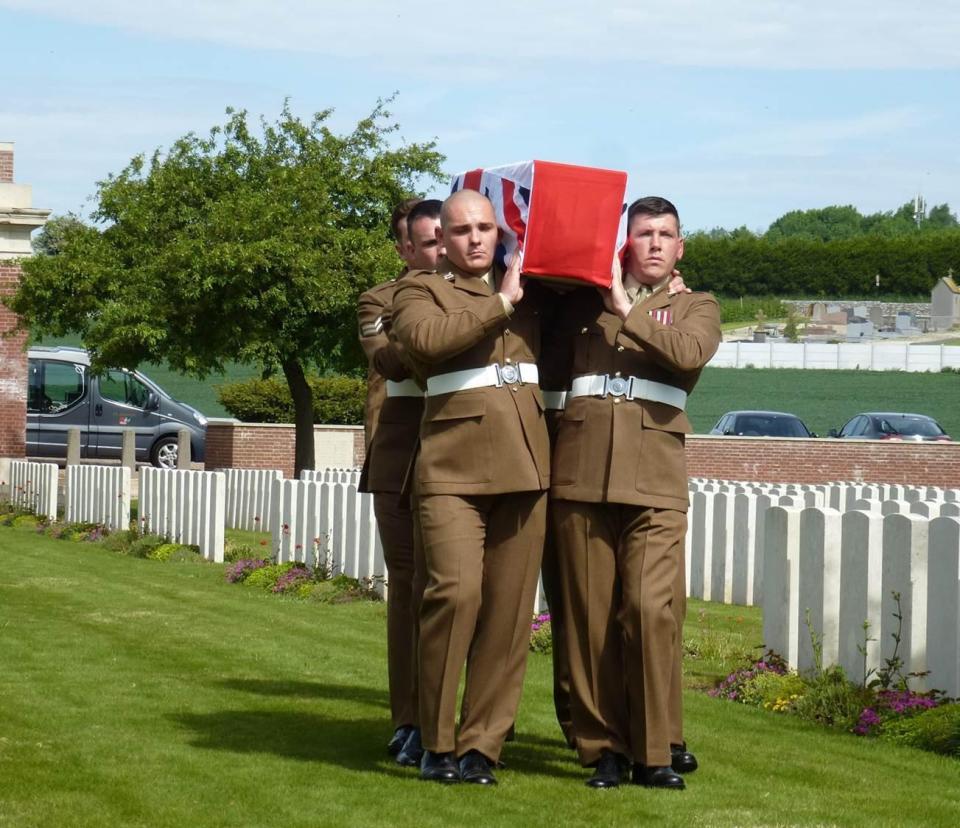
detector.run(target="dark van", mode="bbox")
[27,346,207,468]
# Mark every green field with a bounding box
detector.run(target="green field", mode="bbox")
[32,335,959,436]
[3,527,959,827]
[688,367,960,437]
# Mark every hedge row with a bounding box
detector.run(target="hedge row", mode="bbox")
[217,376,366,424]
[683,229,960,297]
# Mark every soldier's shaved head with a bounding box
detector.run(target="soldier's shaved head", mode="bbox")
[440,190,501,274]
[441,189,495,227]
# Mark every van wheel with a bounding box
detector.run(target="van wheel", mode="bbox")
[151,437,179,469]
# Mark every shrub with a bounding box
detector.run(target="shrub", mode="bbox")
[298,574,378,604]
[224,542,260,563]
[529,612,553,654]
[880,703,960,757]
[225,557,270,583]
[126,534,168,559]
[102,530,138,553]
[217,375,366,424]
[738,670,807,711]
[791,666,872,730]
[49,522,105,543]
[147,543,200,562]
[243,562,307,591]
[709,651,788,702]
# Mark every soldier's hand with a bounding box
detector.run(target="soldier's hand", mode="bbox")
[600,255,631,320]
[668,268,692,296]
[499,247,525,305]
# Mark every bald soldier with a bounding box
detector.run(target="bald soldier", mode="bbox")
[550,196,721,789]
[391,189,551,785]
[358,198,443,761]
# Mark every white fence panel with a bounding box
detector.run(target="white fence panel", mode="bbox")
[7,460,58,521]
[139,467,225,562]
[65,464,131,532]
[707,342,960,372]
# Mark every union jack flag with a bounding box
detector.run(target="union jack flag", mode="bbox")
[450,160,627,288]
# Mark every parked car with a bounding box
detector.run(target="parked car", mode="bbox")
[27,346,207,468]
[710,410,816,438]
[828,412,951,442]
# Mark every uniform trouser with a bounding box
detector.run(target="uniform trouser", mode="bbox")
[670,558,686,747]
[417,491,547,762]
[553,500,686,768]
[373,492,418,729]
[540,500,574,744]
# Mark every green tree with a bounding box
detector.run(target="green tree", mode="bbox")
[30,213,89,256]
[6,101,444,476]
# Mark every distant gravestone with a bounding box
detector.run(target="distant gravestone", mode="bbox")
[895,312,913,332]
[868,306,884,327]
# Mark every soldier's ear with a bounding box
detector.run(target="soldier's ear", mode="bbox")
[676,237,685,263]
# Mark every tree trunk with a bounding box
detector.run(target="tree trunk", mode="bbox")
[281,357,315,478]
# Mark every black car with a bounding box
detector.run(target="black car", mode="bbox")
[829,412,951,442]
[709,410,816,438]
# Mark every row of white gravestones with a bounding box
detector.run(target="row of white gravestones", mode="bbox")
[270,477,385,596]
[220,468,283,532]
[685,481,960,609]
[5,460,58,521]
[65,464,131,532]
[762,507,960,698]
[277,473,550,612]
[300,468,362,485]
[690,478,960,509]
[139,467,226,562]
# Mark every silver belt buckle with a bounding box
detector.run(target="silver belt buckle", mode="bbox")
[498,363,520,385]
[606,375,629,397]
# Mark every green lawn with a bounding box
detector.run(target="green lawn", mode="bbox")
[689,367,960,437]
[2,527,958,827]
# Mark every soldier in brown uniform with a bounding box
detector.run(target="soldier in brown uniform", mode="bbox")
[392,189,551,785]
[550,196,721,789]
[358,198,442,760]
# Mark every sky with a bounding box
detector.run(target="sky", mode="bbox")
[1,0,958,233]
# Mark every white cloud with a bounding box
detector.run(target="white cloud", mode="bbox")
[3,0,960,69]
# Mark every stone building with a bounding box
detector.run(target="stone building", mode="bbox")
[0,142,50,458]
[930,272,960,331]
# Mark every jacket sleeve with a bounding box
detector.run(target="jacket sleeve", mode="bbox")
[392,279,509,364]
[358,287,412,381]
[619,293,722,373]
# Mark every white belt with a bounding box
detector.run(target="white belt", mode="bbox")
[426,362,538,397]
[568,373,687,410]
[385,379,424,398]
[542,391,568,411]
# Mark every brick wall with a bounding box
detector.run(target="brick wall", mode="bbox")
[0,262,27,458]
[205,421,365,479]
[203,420,960,487]
[0,148,12,183]
[685,435,960,487]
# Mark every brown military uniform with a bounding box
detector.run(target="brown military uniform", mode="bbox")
[392,256,551,762]
[358,272,425,730]
[550,285,721,767]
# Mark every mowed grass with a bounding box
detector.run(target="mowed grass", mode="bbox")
[3,529,959,827]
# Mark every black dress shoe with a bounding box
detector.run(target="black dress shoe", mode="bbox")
[459,750,497,785]
[396,727,423,767]
[632,763,685,790]
[387,725,414,756]
[586,750,629,789]
[420,750,460,784]
[671,742,698,774]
